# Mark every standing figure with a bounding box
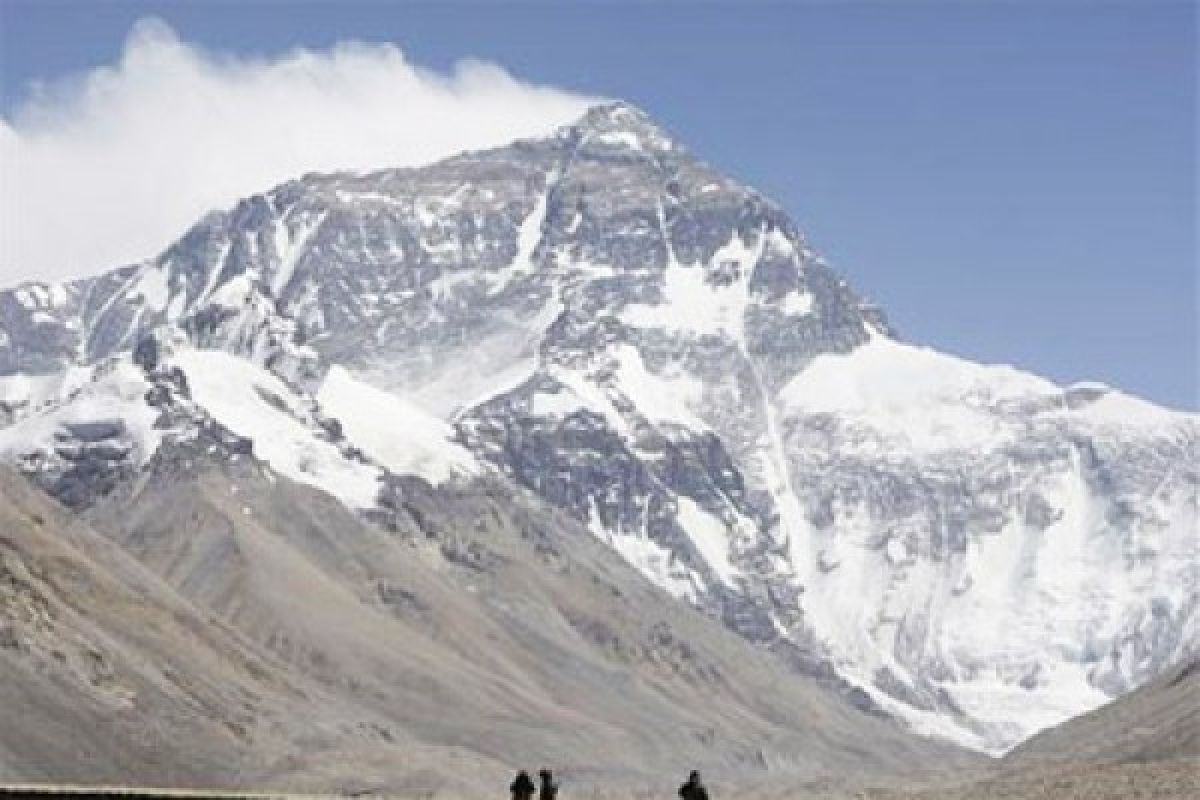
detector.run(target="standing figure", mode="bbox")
[538,768,559,800]
[678,770,709,800]
[511,769,536,800]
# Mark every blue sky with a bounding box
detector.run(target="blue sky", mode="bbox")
[1,0,1195,409]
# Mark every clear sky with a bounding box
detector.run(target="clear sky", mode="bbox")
[1,0,1195,409]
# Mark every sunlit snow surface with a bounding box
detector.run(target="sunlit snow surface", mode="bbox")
[174,349,383,509]
[317,366,478,484]
[0,365,96,417]
[586,502,701,602]
[779,335,1058,452]
[777,336,1199,753]
[0,360,163,467]
[621,230,761,341]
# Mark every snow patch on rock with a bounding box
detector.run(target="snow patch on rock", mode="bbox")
[317,366,478,485]
[173,349,381,509]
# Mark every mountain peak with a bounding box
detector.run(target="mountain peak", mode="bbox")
[567,100,677,153]
[576,100,653,126]
[1,96,1195,761]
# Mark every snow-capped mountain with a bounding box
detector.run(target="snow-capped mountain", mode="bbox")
[1,102,1195,754]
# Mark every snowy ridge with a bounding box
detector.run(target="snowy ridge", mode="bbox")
[172,348,383,509]
[0,340,481,518]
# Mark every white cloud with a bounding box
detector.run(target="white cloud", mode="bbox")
[0,17,597,286]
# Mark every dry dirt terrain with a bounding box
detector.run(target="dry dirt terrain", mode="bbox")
[774,758,1197,800]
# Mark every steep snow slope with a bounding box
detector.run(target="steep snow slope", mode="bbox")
[0,340,482,514]
[0,102,1195,754]
[777,337,1198,750]
[316,365,478,484]
[173,348,383,508]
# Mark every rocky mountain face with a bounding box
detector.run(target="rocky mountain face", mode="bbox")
[1,102,1196,756]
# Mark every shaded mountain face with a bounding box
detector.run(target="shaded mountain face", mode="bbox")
[1,102,1196,754]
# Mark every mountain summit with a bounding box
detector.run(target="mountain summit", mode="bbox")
[1,102,1196,754]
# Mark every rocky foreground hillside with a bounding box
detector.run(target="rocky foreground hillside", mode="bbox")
[0,459,980,792]
[1,102,1196,763]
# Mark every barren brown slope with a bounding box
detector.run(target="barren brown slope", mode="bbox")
[0,465,521,794]
[0,467,308,785]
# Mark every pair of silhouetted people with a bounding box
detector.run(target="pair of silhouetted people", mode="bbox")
[678,770,709,800]
[510,768,557,800]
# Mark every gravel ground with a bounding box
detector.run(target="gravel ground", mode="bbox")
[812,758,1199,800]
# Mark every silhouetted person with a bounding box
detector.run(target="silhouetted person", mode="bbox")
[511,769,536,800]
[678,770,709,800]
[538,768,558,800]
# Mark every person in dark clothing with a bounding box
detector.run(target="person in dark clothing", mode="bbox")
[678,769,709,800]
[511,770,536,800]
[538,768,559,800]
